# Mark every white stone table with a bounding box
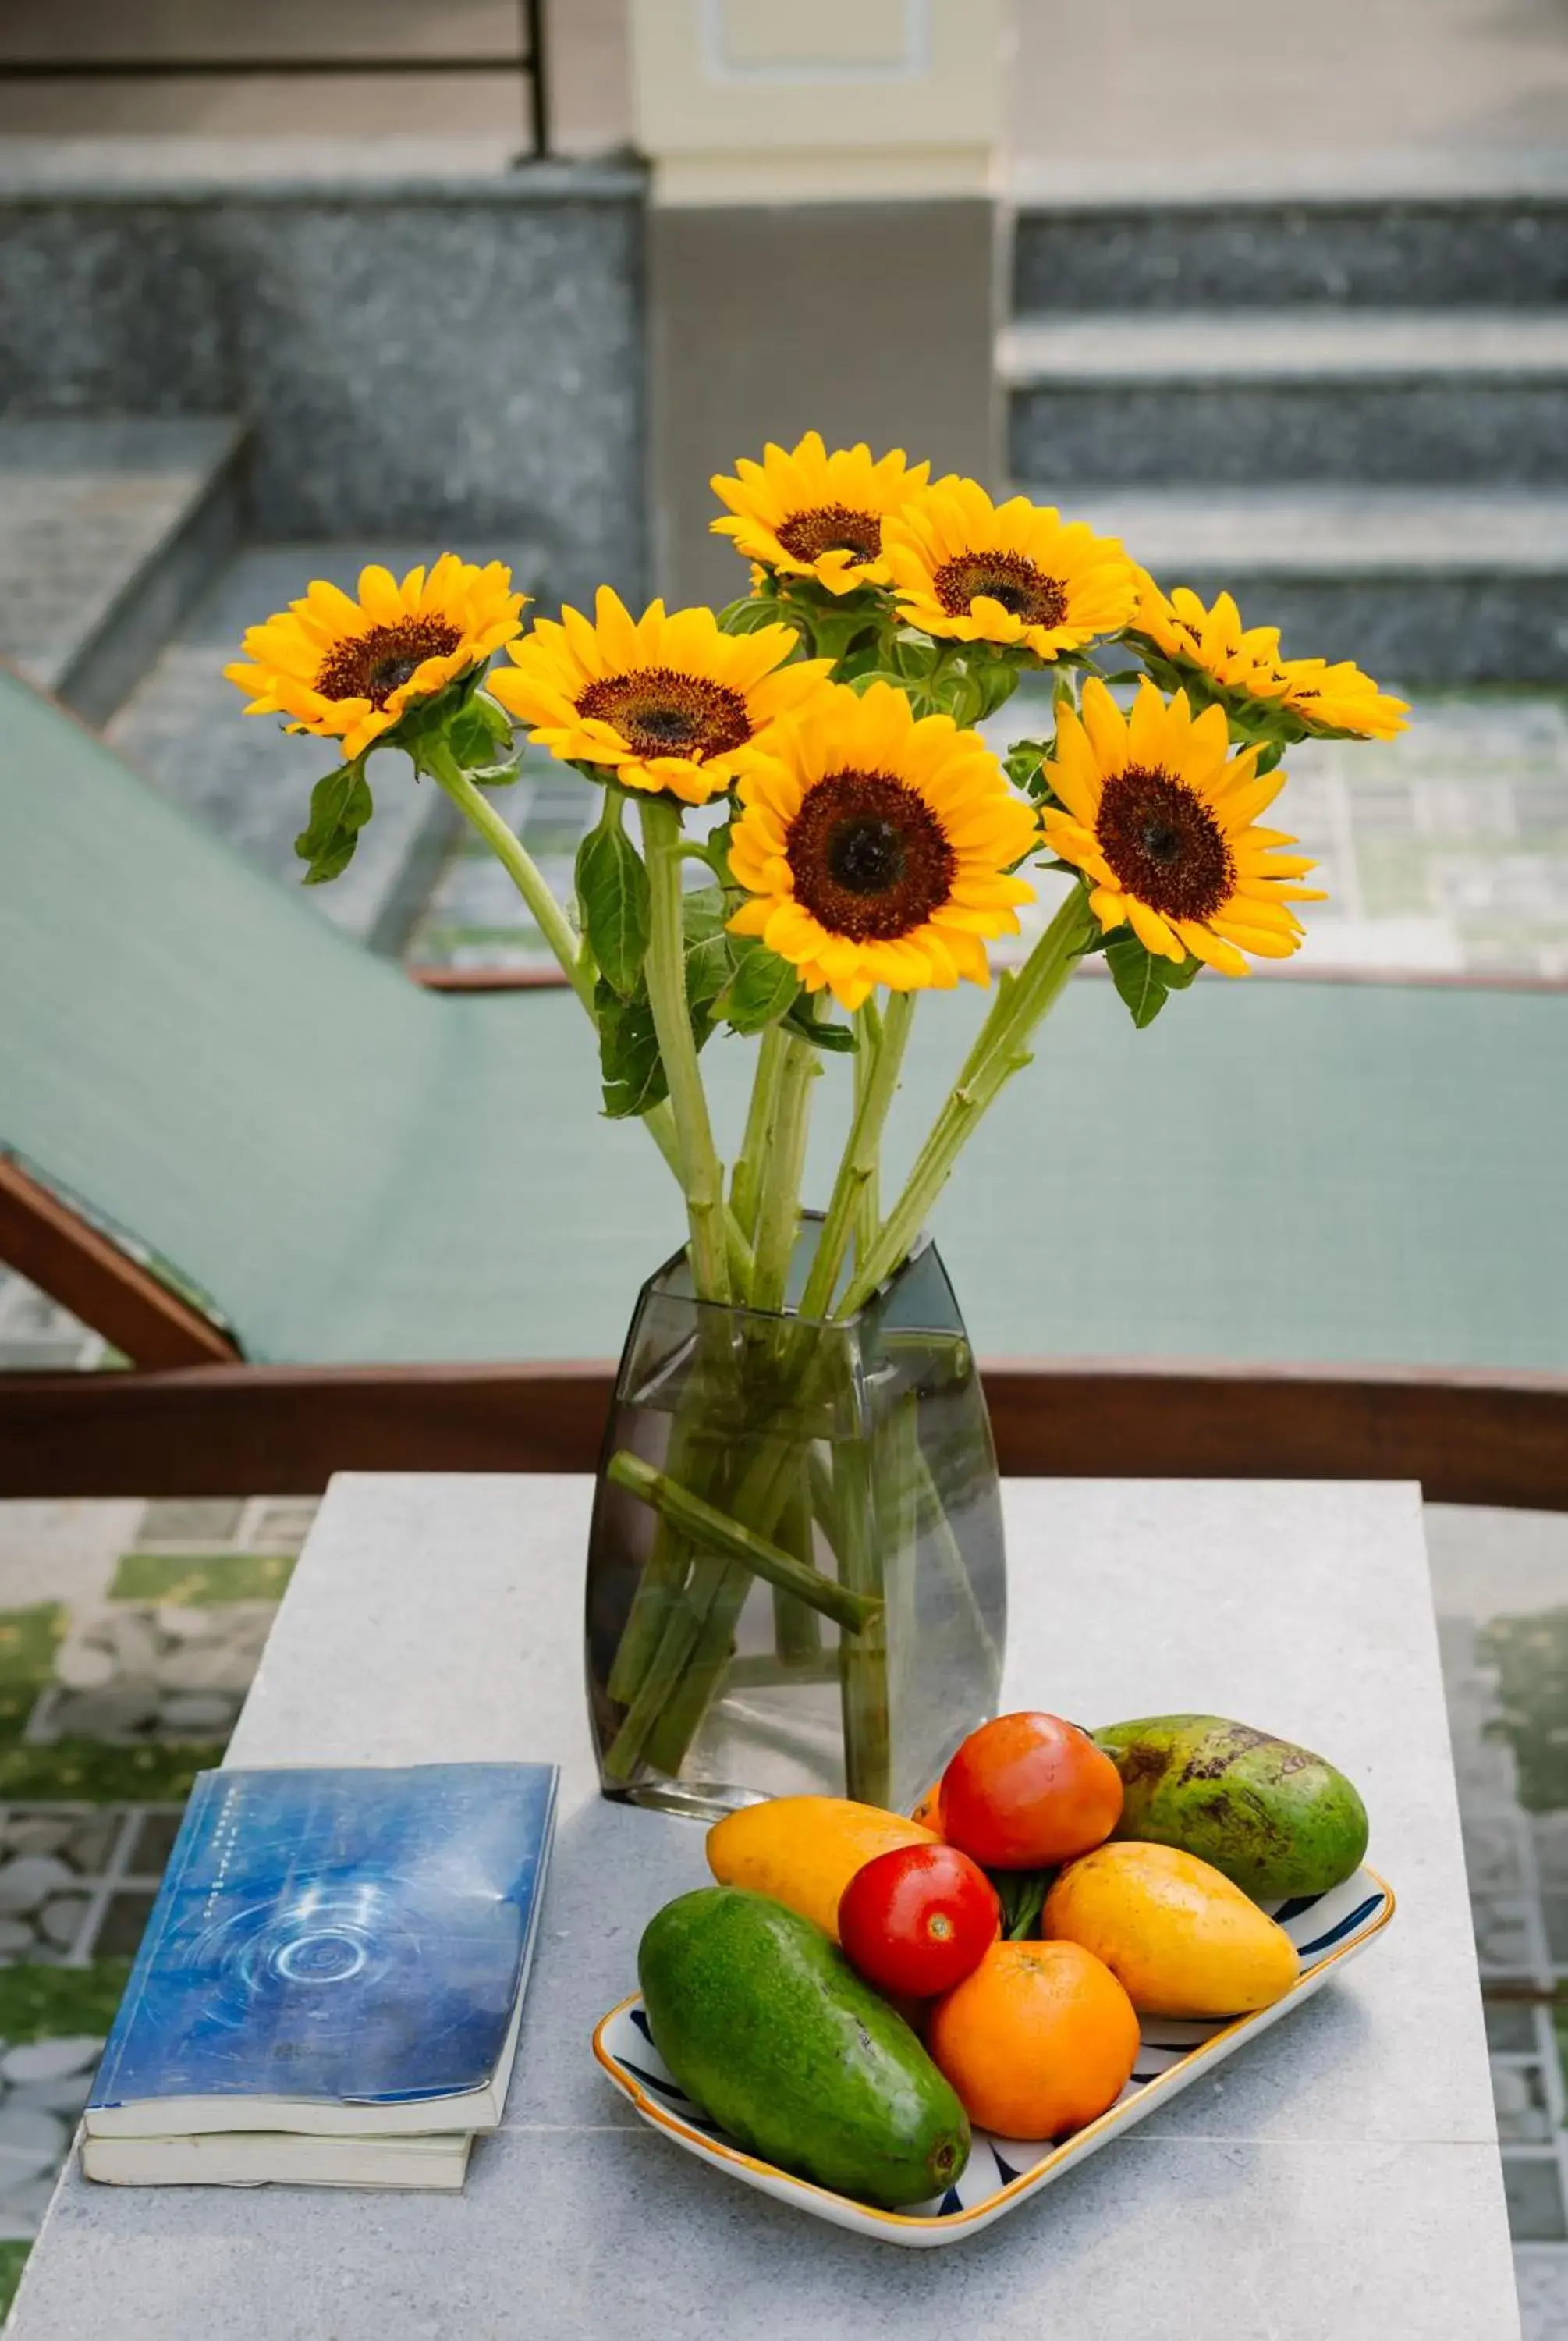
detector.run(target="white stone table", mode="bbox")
[11,1476,1520,2339]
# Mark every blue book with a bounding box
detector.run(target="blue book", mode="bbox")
[85,1763,558,2141]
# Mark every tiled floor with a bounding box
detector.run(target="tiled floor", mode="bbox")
[0,1487,314,2317]
[406,689,1568,982]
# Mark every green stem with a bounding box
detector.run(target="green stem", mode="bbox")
[639,797,730,1302]
[851,1004,882,1266]
[835,1432,890,1806]
[838,887,1095,1316]
[608,1451,879,1633]
[427,742,693,1196]
[749,1023,819,1315]
[797,989,914,1323]
[729,1021,789,1260]
[427,744,593,1012]
[771,1472,823,1666]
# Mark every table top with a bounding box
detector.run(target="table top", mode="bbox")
[12,1475,1520,2341]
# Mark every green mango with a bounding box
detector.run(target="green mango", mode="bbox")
[1094,1714,1369,1901]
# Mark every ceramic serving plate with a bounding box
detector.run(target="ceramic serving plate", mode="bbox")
[593,1865,1393,2247]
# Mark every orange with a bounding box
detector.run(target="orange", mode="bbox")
[926,1939,1140,2139]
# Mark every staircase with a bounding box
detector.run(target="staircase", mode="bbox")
[1004,190,1568,683]
[0,418,524,954]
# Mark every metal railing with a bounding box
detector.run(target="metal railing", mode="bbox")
[0,0,550,156]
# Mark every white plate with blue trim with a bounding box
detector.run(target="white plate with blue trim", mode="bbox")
[592,1865,1393,2245]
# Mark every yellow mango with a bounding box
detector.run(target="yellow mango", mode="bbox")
[706,1796,938,1941]
[1042,1841,1300,2019]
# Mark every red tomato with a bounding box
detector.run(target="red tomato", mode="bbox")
[941,1711,1123,1869]
[838,1842,1000,1998]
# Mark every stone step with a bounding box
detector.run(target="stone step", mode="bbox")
[1012,187,1568,314]
[1003,311,1568,488]
[0,417,246,724]
[1013,485,1568,683]
[108,539,548,954]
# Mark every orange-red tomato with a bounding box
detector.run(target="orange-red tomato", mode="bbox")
[941,1711,1123,1869]
[839,1842,999,1998]
[910,1779,946,1833]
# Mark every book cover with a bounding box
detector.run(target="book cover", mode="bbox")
[87,1763,557,2137]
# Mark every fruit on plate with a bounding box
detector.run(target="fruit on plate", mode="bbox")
[706,1796,938,1941]
[1043,1841,1300,2018]
[927,1939,1139,2139]
[1095,1713,1369,1899]
[941,1711,1123,1869]
[839,1842,1000,1998]
[639,1886,970,2209]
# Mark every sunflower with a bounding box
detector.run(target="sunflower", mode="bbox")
[726,680,1038,1012]
[882,479,1138,660]
[488,587,832,807]
[1133,578,1409,741]
[1275,658,1411,741]
[709,431,930,596]
[225,556,526,762]
[1041,677,1325,975]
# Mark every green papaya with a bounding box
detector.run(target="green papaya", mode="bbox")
[638,1886,969,2209]
[1094,1714,1368,1900]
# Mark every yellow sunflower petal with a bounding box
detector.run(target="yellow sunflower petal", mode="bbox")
[228,556,527,765]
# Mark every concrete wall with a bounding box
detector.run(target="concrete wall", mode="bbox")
[0,157,647,606]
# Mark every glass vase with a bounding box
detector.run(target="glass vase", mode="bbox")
[584,1217,1006,1819]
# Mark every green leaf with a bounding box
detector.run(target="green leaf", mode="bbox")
[595,979,667,1120]
[889,634,938,680]
[576,818,651,998]
[992,1867,1055,1941]
[683,884,733,1051]
[718,593,790,636]
[1079,920,1133,956]
[293,762,373,886]
[1105,936,1172,1028]
[718,937,801,1034]
[592,889,731,1114]
[807,609,878,664]
[1004,737,1050,794]
[1104,934,1201,1028]
[970,659,1022,719]
[785,1000,857,1053]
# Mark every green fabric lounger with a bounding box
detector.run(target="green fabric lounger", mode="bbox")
[2,665,1565,1375]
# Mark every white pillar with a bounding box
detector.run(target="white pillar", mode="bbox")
[628,0,1010,603]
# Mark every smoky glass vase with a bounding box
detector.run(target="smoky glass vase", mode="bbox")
[584,1217,1006,1820]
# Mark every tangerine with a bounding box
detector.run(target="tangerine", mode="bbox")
[926,1938,1140,2139]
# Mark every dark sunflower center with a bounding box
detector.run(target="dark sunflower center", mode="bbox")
[315,618,463,708]
[787,770,956,943]
[775,503,884,566]
[1097,764,1236,922]
[933,551,1067,627]
[576,666,752,762]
